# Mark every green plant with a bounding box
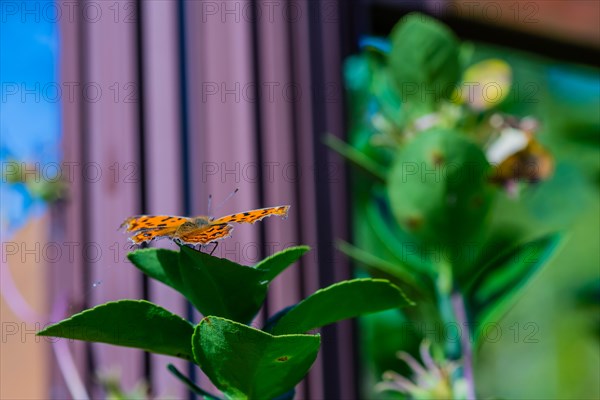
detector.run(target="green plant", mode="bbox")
[38,244,412,399]
[329,12,565,399]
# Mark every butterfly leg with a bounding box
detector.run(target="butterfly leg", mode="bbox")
[173,237,196,250]
[209,242,219,256]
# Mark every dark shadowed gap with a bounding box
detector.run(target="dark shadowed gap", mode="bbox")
[177,2,190,217]
[342,0,365,56]
[250,0,268,315]
[77,6,95,393]
[176,0,196,399]
[338,1,362,397]
[307,1,341,398]
[134,0,151,385]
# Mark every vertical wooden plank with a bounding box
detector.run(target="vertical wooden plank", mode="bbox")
[287,1,326,397]
[255,1,304,397]
[139,0,187,398]
[190,0,261,225]
[256,0,301,311]
[82,0,143,391]
[50,0,89,397]
[186,0,261,275]
[184,0,262,393]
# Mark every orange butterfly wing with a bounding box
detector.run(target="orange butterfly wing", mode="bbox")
[130,226,180,245]
[174,224,233,245]
[120,215,188,232]
[211,205,289,224]
[121,215,190,245]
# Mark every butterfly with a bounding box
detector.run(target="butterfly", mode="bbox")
[120,205,290,247]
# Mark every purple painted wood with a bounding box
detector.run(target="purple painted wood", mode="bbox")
[52,1,355,398]
[51,1,88,397]
[139,1,187,398]
[255,0,302,316]
[186,3,261,278]
[255,0,305,396]
[83,0,144,392]
[184,0,262,393]
[287,1,326,397]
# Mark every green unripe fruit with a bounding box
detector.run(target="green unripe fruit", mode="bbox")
[387,128,494,251]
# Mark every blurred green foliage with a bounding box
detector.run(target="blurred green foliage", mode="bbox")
[2,159,66,203]
[336,12,599,399]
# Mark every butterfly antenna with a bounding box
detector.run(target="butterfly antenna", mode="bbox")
[212,188,239,215]
[207,193,213,216]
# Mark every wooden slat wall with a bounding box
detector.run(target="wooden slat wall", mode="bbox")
[55,0,353,398]
[52,0,88,397]
[254,1,317,398]
[286,1,329,397]
[83,0,144,394]
[185,0,263,393]
[139,1,187,398]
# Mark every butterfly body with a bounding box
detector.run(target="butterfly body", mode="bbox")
[121,206,289,246]
[191,216,212,227]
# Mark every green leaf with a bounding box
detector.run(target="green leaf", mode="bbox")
[179,246,267,323]
[389,13,461,103]
[193,316,320,400]
[270,278,414,335]
[128,248,183,292]
[336,239,424,292]
[254,245,310,283]
[37,300,194,361]
[466,233,563,340]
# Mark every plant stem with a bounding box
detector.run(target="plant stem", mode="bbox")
[436,259,476,399]
[167,364,222,400]
[436,260,461,359]
[451,292,476,400]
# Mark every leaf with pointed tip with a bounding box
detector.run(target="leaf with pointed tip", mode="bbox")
[193,316,320,399]
[254,246,310,283]
[37,300,194,361]
[179,246,267,323]
[465,233,563,340]
[270,278,414,335]
[336,240,424,292]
